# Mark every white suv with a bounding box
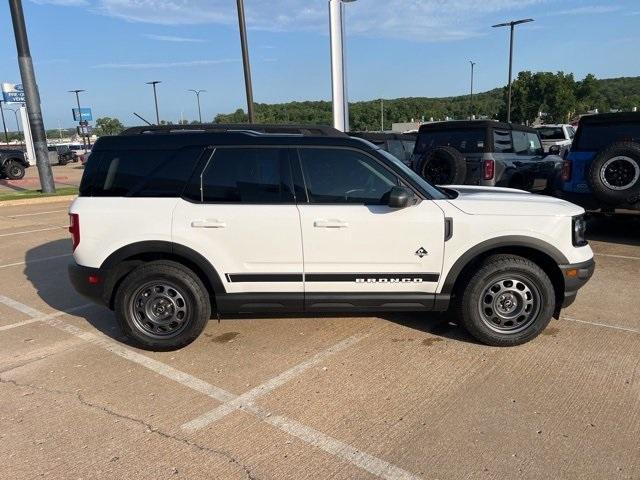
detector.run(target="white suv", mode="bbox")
[68,125,595,350]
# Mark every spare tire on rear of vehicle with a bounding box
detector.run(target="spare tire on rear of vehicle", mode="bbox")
[418,146,467,185]
[588,142,640,205]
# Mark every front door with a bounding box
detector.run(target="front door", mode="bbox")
[294,147,445,310]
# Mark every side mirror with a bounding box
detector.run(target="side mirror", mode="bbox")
[548,145,561,156]
[388,186,412,208]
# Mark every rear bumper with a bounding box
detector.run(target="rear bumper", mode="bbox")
[559,258,595,308]
[68,262,107,306]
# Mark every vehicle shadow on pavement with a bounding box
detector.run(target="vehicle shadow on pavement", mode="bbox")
[24,239,129,344]
[26,239,477,347]
[586,214,640,246]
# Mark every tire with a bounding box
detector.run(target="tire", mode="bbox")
[419,146,467,185]
[59,158,68,166]
[456,254,555,347]
[4,160,25,180]
[588,142,640,205]
[114,261,211,350]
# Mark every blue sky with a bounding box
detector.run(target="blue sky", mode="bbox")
[0,0,638,128]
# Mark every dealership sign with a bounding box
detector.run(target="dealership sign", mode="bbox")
[1,83,25,103]
[72,107,93,121]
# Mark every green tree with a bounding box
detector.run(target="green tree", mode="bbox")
[94,117,125,136]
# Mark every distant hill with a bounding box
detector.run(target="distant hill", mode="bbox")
[215,75,640,130]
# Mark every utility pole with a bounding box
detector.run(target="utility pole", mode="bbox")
[8,0,55,192]
[146,81,161,124]
[492,18,534,123]
[69,89,89,150]
[469,61,476,120]
[0,101,9,143]
[329,0,357,132]
[380,99,384,131]
[236,0,255,122]
[188,89,206,123]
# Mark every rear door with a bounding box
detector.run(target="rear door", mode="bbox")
[294,147,445,310]
[510,129,555,191]
[172,146,304,306]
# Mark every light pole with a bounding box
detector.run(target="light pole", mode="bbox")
[329,0,357,132]
[69,89,90,149]
[146,81,161,125]
[236,0,255,122]
[6,106,22,146]
[0,101,9,143]
[188,89,206,123]
[469,61,476,120]
[380,99,384,131]
[8,0,55,192]
[492,18,534,123]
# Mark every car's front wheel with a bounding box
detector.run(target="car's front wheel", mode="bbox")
[115,261,211,350]
[456,254,555,346]
[4,160,26,180]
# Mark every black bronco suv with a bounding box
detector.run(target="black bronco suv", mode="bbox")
[0,148,29,180]
[410,120,563,192]
[349,132,417,166]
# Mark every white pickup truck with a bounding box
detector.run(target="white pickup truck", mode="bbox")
[535,124,575,157]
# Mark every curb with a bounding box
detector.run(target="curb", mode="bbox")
[0,194,77,207]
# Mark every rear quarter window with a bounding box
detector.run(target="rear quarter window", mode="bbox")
[415,128,485,154]
[575,122,640,151]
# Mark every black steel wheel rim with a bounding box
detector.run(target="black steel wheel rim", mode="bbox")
[128,281,190,339]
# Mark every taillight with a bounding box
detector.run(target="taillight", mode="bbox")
[483,159,495,180]
[561,160,572,182]
[69,213,80,251]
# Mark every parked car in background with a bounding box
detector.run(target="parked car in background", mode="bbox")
[349,132,417,166]
[47,145,76,165]
[0,148,29,180]
[410,120,563,193]
[561,112,640,211]
[535,124,575,157]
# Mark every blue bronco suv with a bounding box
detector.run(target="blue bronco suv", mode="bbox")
[561,112,640,211]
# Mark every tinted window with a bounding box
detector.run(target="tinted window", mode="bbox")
[493,129,513,153]
[512,131,543,155]
[415,128,485,154]
[194,148,293,204]
[575,122,640,151]
[84,147,204,197]
[536,127,565,140]
[567,126,576,139]
[299,148,398,204]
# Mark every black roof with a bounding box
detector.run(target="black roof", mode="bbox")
[349,132,417,143]
[94,129,375,152]
[418,120,537,134]
[578,112,640,125]
[121,123,348,137]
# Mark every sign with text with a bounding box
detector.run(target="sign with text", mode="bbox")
[72,107,93,122]
[1,83,25,103]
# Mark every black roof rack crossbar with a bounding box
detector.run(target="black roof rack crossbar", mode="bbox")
[120,123,349,137]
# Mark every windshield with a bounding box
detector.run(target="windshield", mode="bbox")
[536,127,564,140]
[377,148,448,199]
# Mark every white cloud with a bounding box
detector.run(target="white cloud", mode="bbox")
[95,0,553,41]
[92,58,238,68]
[143,33,205,42]
[30,0,89,5]
[551,5,622,15]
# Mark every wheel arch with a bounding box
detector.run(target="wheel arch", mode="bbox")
[100,241,226,309]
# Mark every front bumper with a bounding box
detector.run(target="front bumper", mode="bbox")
[68,262,107,306]
[559,258,595,308]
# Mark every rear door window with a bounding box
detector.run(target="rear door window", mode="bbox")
[575,122,640,151]
[512,131,543,155]
[415,128,485,154]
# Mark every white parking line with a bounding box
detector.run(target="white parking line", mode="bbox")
[0,294,419,480]
[6,209,67,218]
[0,303,94,332]
[0,294,45,317]
[0,253,72,270]
[595,252,640,261]
[563,316,639,334]
[0,226,64,237]
[182,332,368,431]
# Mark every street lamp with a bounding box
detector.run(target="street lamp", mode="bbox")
[69,89,90,149]
[6,106,22,147]
[329,0,357,132]
[0,101,9,144]
[188,89,206,123]
[469,61,476,120]
[492,18,534,123]
[236,0,255,123]
[146,81,161,125]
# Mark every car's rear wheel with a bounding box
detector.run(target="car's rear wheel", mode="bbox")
[4,160,25,180]
[456,254,555,346]
[115,261,211,350]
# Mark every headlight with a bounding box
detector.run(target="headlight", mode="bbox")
[572,215,588,247]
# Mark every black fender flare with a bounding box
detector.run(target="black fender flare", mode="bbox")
[100,241,226,295]
[440,235,568,295]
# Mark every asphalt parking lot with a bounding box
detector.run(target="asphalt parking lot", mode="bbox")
[0,199,638,480]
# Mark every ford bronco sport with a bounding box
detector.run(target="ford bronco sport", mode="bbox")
[68,124,594,350]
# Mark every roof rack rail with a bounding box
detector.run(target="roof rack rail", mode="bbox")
[120,123,348,137]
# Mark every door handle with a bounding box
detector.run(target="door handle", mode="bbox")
[314,219,349,228]
[191,219,226,228]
